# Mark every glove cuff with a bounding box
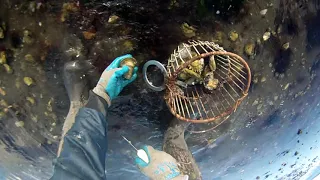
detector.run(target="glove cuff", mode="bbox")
[92,87,112,107]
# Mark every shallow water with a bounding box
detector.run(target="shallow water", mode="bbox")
[1,0,320,179]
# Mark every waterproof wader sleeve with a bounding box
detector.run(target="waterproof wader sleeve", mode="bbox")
[50,91,109,180]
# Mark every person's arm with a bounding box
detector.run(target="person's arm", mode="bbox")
[50,92,109,180]
[51,54,138,180]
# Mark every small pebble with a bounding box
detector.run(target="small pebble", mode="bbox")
[15,121,25,127]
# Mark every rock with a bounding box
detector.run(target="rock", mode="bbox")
[282,42,290,50]
[181,23,196,38]
[15,121,25,127]
[263,32,271,41]
[26,97,36,105]
[0,87,6,96]
[108,15,119,23]
[23,77,34,86]
[260,9,268,16]
[83,31,96,40]
[0,27,3,39]
[25,54,35,62]
[3,64,13,74]
[244,43,255,56]
[229,30,239,42]
[261,76,266,82]
[0,51,6,64]
[252,99,259,106]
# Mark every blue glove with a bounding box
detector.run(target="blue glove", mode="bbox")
[135,145,189,180]
[93,54,138,106]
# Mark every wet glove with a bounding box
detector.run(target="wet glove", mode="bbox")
[135,145,189,180]
[93,54,138,106]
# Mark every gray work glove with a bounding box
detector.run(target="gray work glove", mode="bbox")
[135,145,189,180]
[93,54,138,106]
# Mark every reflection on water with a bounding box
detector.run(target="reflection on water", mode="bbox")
[1,0,320,179]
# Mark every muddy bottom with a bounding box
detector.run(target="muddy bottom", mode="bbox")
[1,0,320,179]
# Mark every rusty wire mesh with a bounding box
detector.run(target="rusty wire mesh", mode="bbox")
[164,40,251,124]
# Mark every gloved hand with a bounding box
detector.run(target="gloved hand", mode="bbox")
[93,54,138,106]
[135,146,189,180]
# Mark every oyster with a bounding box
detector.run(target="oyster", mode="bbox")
[0,51,6,64]
[229,30,239,42]
[203,72,219,92]
[23,77,34,86]
[209,55,216,71]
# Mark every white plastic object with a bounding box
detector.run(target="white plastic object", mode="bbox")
[137,149,149,164]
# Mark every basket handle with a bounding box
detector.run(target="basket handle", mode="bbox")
[142,60,168,91]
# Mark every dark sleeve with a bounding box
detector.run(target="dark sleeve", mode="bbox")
[50,92,109,180]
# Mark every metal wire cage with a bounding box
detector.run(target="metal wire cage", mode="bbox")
[164,40,251,123]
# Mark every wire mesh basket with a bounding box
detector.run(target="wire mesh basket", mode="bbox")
[143,40,251,124]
